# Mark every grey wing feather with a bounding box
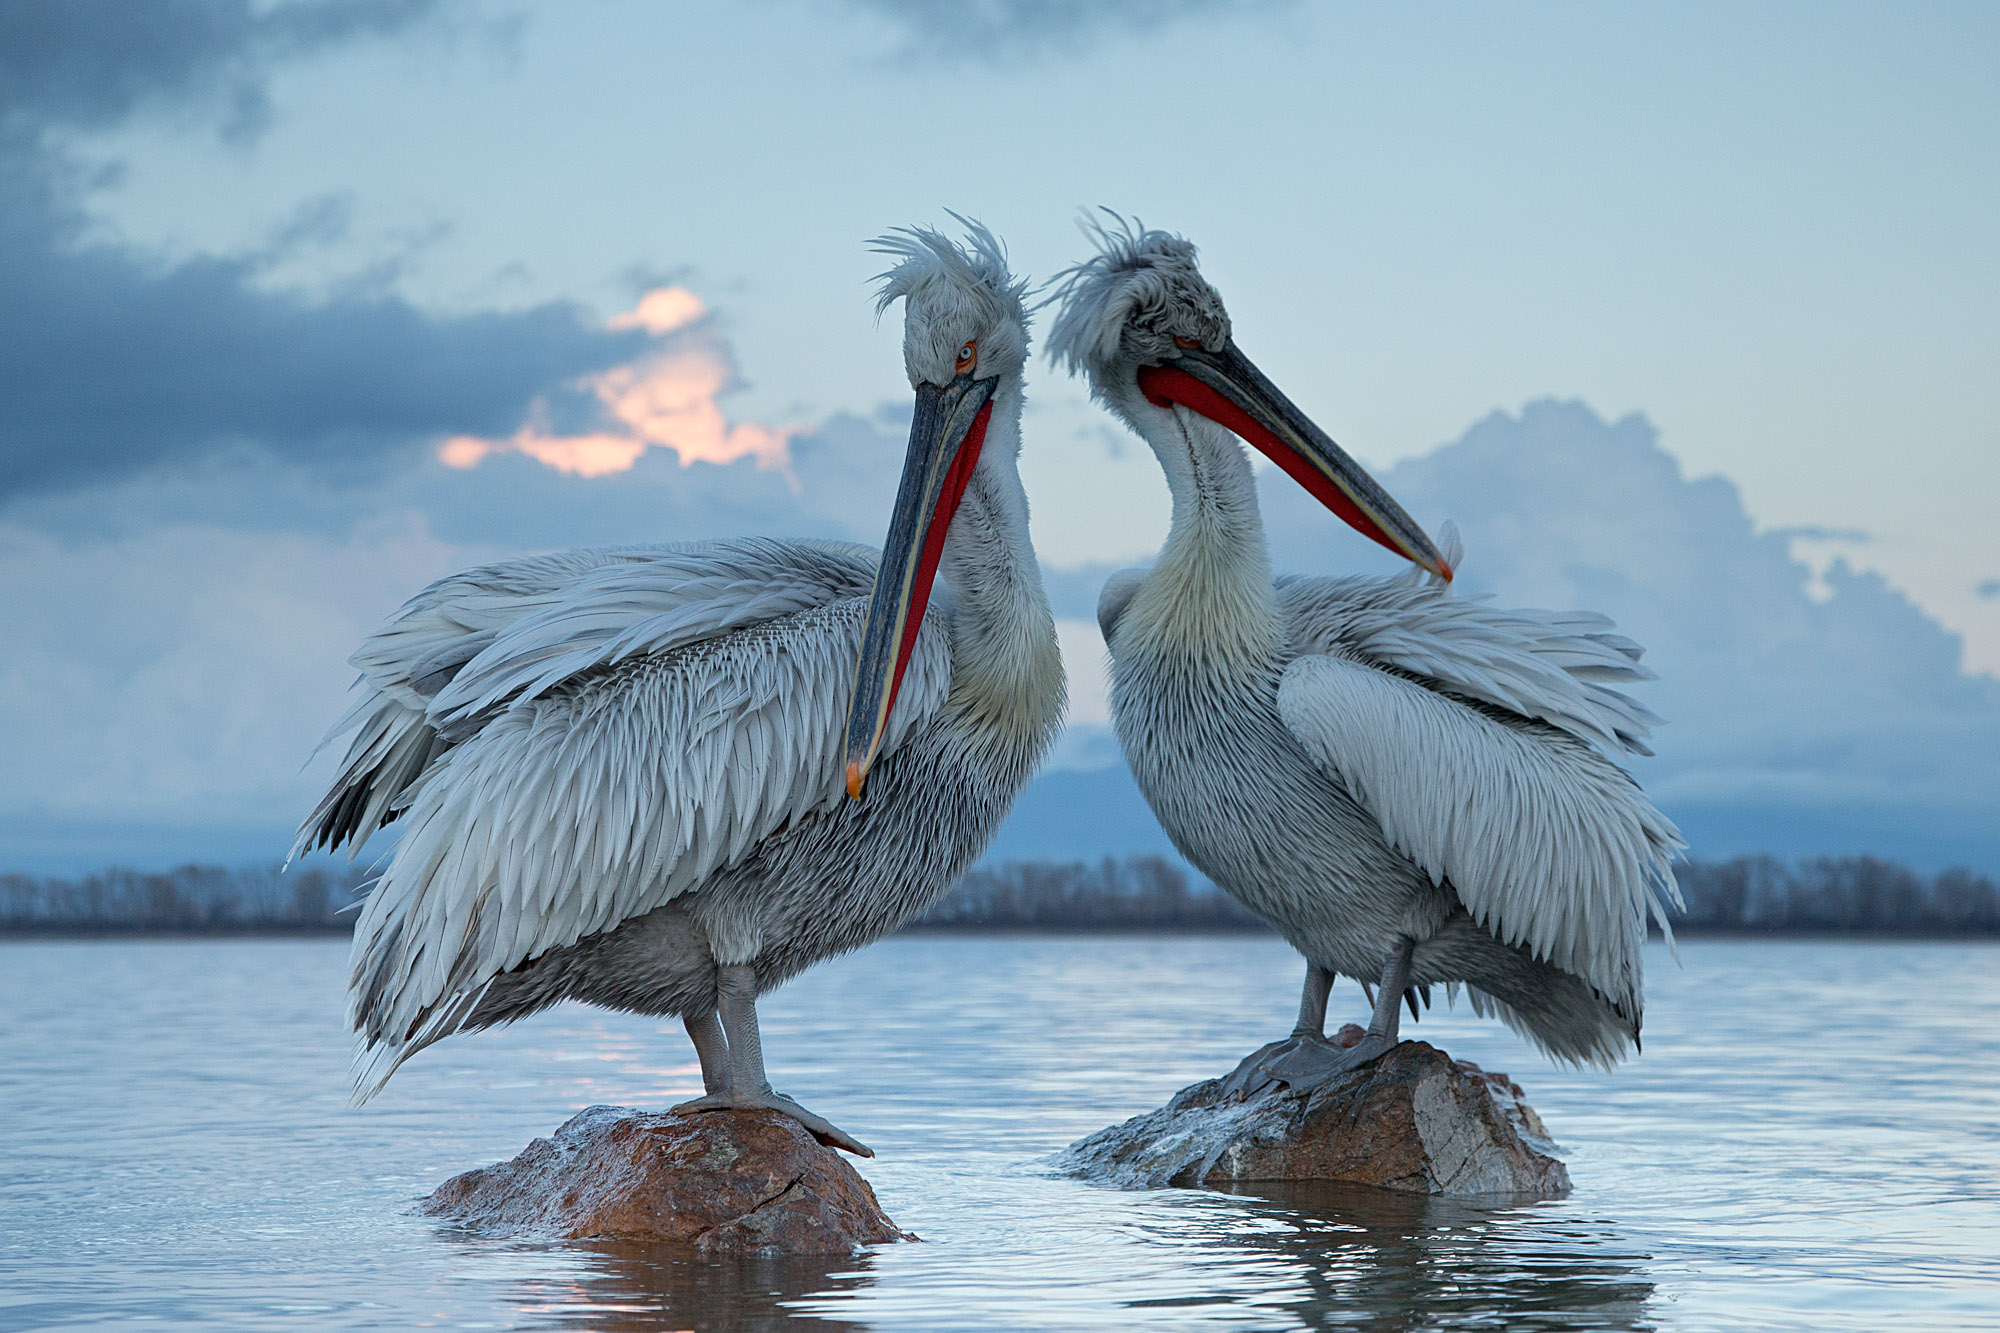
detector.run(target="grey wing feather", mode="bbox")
[293,547,638,858]
[293,539,876,858]
[1274,525,1683,1014]
[344,541,951,1101]
[1278,657,1682,1018]
[1276,526,1663,756]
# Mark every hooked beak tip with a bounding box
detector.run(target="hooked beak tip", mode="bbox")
[845,759,865,802]
[1435,557,1454,583]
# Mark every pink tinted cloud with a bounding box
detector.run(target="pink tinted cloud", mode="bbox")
[441,287,798,480]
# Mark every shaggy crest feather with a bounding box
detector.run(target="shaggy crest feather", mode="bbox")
[1044,209,1230,379]
[870,213,1028,329]
[870,215,1035,401]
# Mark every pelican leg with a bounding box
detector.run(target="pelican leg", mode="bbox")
[671,964,874,1157]
[1230,941,1415,1097]
[1295,962,1335,1038]
[682,1010,728,1095]
[1220,962,1340,1097]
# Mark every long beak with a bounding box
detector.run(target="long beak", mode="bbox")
[1137,341,1451,580]
[843,372,999,799]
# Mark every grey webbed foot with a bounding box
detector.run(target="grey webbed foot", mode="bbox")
[1219,1037,1298,1098]
[672,1088,875,1158]
[1221,1026,1398,1099]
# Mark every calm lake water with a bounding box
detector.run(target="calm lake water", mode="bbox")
[2,935,1997,1331]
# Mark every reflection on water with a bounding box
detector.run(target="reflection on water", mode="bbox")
[509,1242,875,1332]
[1200,1184,1653,1332]
[2,935,1997,1330]
[494,1188,1655,1333]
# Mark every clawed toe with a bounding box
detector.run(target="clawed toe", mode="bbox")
[763,1092,874,1158]
[669,1092,732,1116]
[670,1090,874,1158]
[1263,1033,1386,1088]
[1220,1037,1303,1098]
[1222,1031,1394,1099]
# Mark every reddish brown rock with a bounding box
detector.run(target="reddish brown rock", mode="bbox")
[1058,1041,1569,1199]
[420,1105,914,1255]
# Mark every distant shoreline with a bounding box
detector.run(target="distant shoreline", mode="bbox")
[5,923,1996,942]
[8,851,1996,940]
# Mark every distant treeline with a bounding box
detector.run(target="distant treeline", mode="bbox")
[914,856,1263,930]
[0,863,373,935]
[2,854,1996,937]
[1671,855,2000,935]
[919,854,2000,935]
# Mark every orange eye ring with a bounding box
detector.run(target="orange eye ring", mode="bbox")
[1172,335,1203,351]
[954,341,977,375]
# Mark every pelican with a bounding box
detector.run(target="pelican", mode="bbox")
[1047,218,1681,1089]
[297,222,1062,1154]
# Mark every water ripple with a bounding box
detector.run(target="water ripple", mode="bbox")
[1,936,1997,1330]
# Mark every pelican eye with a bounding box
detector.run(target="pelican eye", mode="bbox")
[955,341,977,374]
[1173,335,1203,351]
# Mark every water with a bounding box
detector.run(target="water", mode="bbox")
[2,935,1996,1331]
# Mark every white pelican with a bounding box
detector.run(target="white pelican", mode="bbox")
[1047,218,1681,1090]
[298,222,1063,1154]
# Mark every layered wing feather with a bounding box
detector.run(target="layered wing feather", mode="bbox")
[1274,532,1682,1011]
[346,540,949,1099]
[295,547,657,857]
[294,540,876,857]
[1277,571,1663,758]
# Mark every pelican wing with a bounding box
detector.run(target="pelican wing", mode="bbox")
[347,540,950,1097]
[1276,559,1663,759]
[1273,539,1682,1010]
[295,539,876,856]
[295,547,627,857]
[1277,654,1680,1012]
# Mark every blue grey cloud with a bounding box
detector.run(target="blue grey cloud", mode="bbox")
[0,0,644,501]
[1979,580,2000,600]
[0,0,437,136]
[848,0,1288,62]
[1770,524,1871,543]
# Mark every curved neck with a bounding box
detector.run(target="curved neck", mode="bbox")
[937,378,1065,754]
[1121,392,1282,661]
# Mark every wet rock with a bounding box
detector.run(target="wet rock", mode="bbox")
[420,1105,914,1254]
[1057,1037,1569,1199]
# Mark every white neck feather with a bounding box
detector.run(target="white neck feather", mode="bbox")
[937,377,1066,752]
[1116,389,1282,663]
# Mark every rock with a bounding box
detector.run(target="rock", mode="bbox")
[1056,1040,1569,1199]
[420,1105,914,1254]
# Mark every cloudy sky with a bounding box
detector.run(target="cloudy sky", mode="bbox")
[1,1,1995,872]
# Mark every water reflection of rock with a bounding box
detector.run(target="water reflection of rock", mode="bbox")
[506,1241,875,1332]
[1182,1184,1656,1332]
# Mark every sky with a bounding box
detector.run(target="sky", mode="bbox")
[1,1,1995,873]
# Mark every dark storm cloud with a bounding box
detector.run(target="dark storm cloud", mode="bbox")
[0,158,644,497]
[0,0,643,500]
[0,0,437,136]
[849,0,1288,62]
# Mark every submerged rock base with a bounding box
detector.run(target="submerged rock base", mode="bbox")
[420,1105,913,1255]
[1057,1035,1569,1199]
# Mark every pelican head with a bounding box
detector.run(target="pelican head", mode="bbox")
[844,218,1033,798]
[1047,213,1449,580]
